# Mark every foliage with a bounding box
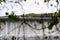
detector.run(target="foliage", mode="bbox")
[37,19,43,24]
[48,17,58,30]
[3,0,6,2]
[48,22,54,30]
[5,12,20,22]
[0,0,2,3]
[23,13,41,17]
[8,15,19,22]
[0,0,6,3]
[52,17,58,25]
[44,0,50,2]
[22,11,60,30]
[23,10,60,17]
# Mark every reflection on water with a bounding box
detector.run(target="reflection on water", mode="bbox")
[0,36,60,40]
[0,21,60,40]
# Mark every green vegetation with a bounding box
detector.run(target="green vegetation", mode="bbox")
[5,12,20,22]
[44,0,50,2]
[21,13,41,17]
[0,0,2,3]
[8,14,20,22]
[22,9,60,17]
[0,0,6,3]
[22,10,60,30]
[48,17,58,30]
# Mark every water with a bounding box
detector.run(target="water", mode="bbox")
[0,21,60,40]
[0,36,60,40]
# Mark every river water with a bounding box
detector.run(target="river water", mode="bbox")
[0,21,60,40]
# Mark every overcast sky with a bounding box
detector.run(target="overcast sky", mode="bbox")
[0,0,60,16]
